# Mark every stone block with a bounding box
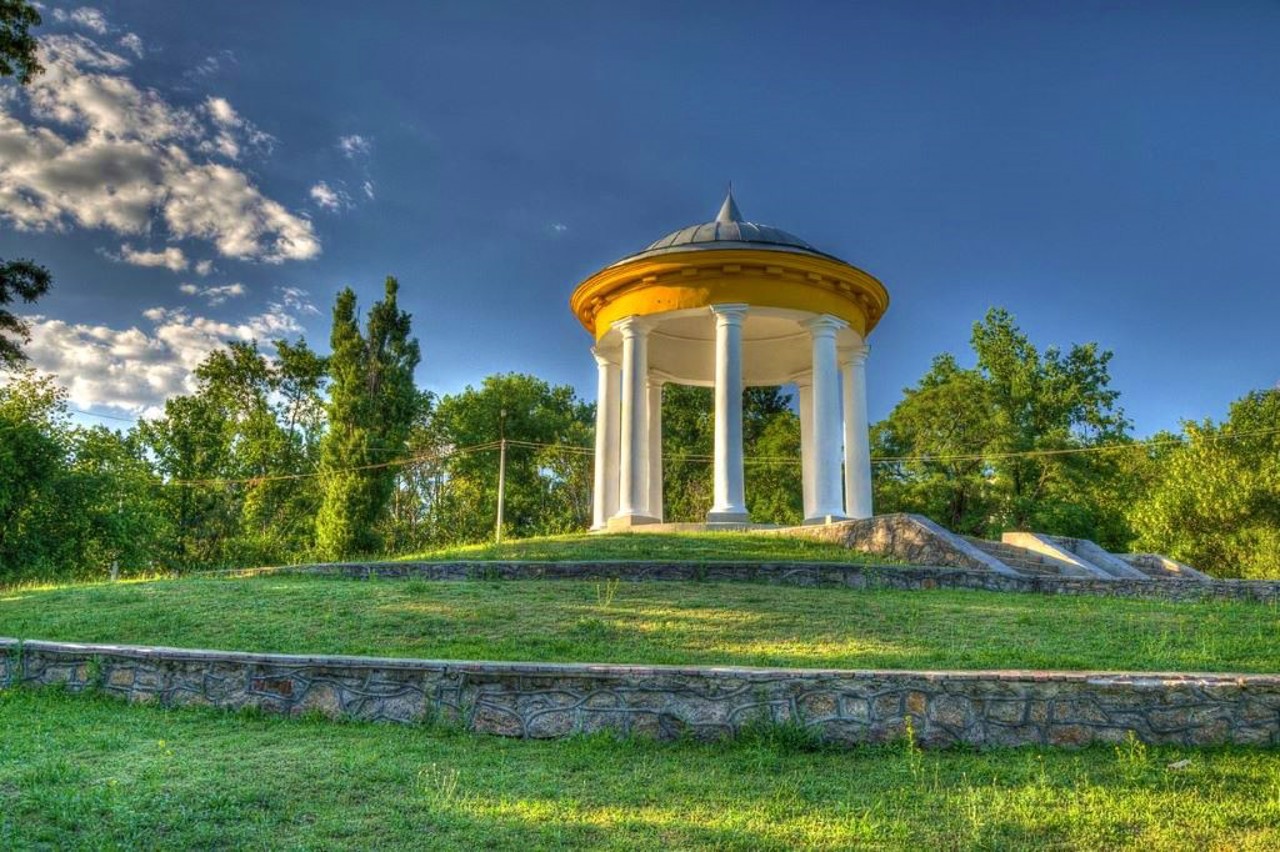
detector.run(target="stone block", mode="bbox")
[628,713,662,739]
[1187,719,1232,746]
[579,710,625,735]
[296,683,343,718]
[527,710,576,738]
[134,668,165,692]
[839,696,871,722]
[1047,724,1094,747]
[798,692,838,721]
[107,667,135,689]
[984,724,1043,748]
[472,703,524,737]
[985,700,1027,724]
[872,693,901,720]
[1053,699,1109,725]
[928,695,972,729]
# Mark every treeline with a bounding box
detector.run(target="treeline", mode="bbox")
[1,288,1276,583]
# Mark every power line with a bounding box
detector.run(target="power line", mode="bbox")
[70,408,139,423]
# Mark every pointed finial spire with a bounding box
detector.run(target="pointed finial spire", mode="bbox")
[716,182,743,223]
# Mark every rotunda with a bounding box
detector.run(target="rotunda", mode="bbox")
[570,190,889,529]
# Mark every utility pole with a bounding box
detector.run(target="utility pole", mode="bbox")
[495,407,507,544]
[110,495,121,582]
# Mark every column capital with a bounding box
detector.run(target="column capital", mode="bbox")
[790,370,813,388]
[611,315,654,338]
[804,314,848,338]
[709,303,750,324]
[839,343,870,368]
[590,346,617,369]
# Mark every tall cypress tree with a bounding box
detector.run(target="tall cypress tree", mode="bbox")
[315,277,421,558]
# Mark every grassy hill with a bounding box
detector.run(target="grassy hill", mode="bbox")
[394,531,893,563]
[2,572,1277,673]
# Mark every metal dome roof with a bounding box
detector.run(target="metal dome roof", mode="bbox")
[612,188,840,266]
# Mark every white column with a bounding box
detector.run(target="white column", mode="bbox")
[806,315,848,522]
[647,378,664,523]
[796,374,816,520]
[614,317,653,523]
[590,348,620,530]
[841,344,873,520]
[708,304,749,524]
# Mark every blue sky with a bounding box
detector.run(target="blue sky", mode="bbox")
[2,1,1277,434]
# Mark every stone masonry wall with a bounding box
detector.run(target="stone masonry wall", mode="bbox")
[4,638,1279,749]
[257,561,1280,604]
[766,513,1023,576]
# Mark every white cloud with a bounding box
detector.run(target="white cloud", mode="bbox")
[54,7,109,34]
[20,287,317,414]
[362,180,375,200]
[309,180,350,212]
[194,259,213,276]
[117,242,188,272]
[0,33,319,263]
[117,33,143,58]
[551,222,569,234]
[178,282,245,305]
[189,50,236,79]
[338,134,371,158]
[200,95,274,160]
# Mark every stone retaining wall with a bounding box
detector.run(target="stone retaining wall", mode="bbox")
[4,638,1278,749]
[257,561,1280,604]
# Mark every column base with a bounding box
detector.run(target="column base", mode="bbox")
[804,514,849,526]
[706,510,750,526]
[606,514,661,531]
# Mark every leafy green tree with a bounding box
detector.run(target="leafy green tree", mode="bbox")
[0,258,51,369]
[0,371,165,583]
[315,278,421,558]
[138,339,327,568]
[0,370,69,580]
[429,373,592,543]
[64,426,169,577]
[745,407,803,525]
[661,385,799,524]
[1129,390,1280,578]
[137,386,239,568]
[874,308,1131,543]
[0,0,42,84]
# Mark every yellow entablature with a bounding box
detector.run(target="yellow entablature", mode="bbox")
[570,248,889,341]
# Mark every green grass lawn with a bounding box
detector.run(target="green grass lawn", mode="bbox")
[3,574,1278,672]
[2,688,1278,850]
[394,531,893,563]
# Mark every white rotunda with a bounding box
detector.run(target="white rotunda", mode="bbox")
[570,191,890,529]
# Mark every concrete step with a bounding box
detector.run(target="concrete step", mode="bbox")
[961,537,1066,576]
[966,539,1058,564]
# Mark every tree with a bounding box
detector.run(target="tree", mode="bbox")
[429,373,593,543]
[1,4,50,368]
[0,0,42,84]
[137,339,328,569]
[315,278,421,559]
[661,384,800,524]
[874,308,1132,543]
[0,370,69,580]
[1129,390,1280,578]
[0,258,51,369]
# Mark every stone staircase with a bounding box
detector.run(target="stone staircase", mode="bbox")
[772,514,1209,582]
[961,537,1071,577]
[962,533,1208,581]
